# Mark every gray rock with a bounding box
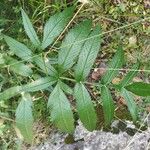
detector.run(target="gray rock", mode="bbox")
[34,121,150,150]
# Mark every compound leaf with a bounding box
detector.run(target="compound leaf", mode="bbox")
[58,20,92,72]
[74,83,97,131]
[101,85,115,126]
[48,83,74,133]
[42,7,75,49]
[21,9,40,48]
[75,25,101,81]
[4,35,32,61]
[101,45,124,85]
[16,93,33,143]
[121,88,138,121]
[125,82,150,97]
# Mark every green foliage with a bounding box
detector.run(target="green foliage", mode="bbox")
[5,56,33,77]
[48,83,74,133]
[125,82,150,96]
[58,20,92,72]
[101,85,115,126]
[33,55,58,76]
[74,83,97,131]
[101,45,124,85]
[42,7,75,49]
[0,86,22,101]
[16,93,33,143]
[21,8,40,48]
[0,6,149,145]
[4,35,33,61]
[121,88,138,121]
[75,25,101,81]
[23,77,57,92]
[118,62,140,88]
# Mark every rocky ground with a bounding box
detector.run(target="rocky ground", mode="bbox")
[34,119,150,150]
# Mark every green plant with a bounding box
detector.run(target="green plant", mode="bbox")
[0,6,150,144]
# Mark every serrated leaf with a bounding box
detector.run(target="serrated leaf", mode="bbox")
[74,83,97,131]
[4,35,32,61]
[5,56,33,77]
[42,7,75,49]
[59,81,73,95]
[101,85,115,126]
[0,86,22,101]
[125,82,150,97]
[48,83,74,133]
[33,55,57,76]
[21,9,40,47]
[101,46,124,85]
[75,26,101,81]
[23,77,56,92]
[121,88,138,121]
[58,20,92,72]
[119,62,140,88]
[16,93,33,143]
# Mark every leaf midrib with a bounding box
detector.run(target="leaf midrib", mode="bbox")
[80,84,92,129]
[23,11,40,46]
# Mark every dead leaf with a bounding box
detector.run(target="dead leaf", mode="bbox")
[112,77,121,84]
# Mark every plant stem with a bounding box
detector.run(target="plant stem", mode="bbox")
[59,76,99,87]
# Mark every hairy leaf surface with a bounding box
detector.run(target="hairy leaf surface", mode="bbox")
[48,83,74,133]
[101,85,115,126]
[125,82,150,96]
[42,7,74,49]
[121,88,138,121]
[74,83,97,131]
[75,26,101,81]
[5,56,33,77]
[16,93,33,143]
[23,77,56,92]
[33,55,57,76]
[21,9,40,47]
[4,35,32,61]
[58,20,92,71]
[0,86,22,101]
[101,46,124,85]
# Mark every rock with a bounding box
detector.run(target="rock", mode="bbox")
[34,121,150,150]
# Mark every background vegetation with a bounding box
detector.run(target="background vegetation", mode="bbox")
[0,0,150,149]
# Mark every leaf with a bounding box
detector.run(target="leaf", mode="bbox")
[59,81,73,95]
[22,77,56,92]
[118,62,140,88]
[5,56,33,77]
[16,93,33,143]
[101,85,115,126]
[42,7,75,49]
[58,20,92,72]
[74,83,97,131]
[48,83,74,133]
[75,25,101,81]
[0,86,22,101]
[21,9,40,47]
[101,45,124,85]
[125,82,150,97]
[121,88,138,121]
[33,54,57,76]
[4,35,32,61]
